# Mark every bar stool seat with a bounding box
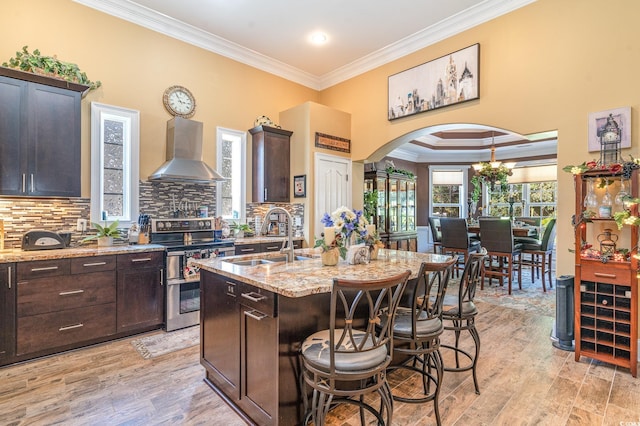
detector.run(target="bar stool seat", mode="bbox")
[300,271,411,426]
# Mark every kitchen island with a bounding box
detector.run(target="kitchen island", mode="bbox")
[194,248,452,426]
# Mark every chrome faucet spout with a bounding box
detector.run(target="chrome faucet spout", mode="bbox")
[261,207,294,262]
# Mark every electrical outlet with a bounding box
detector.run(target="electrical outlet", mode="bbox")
[76,218,87,232]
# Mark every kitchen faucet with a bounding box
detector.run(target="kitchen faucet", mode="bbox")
[260,207,294,262]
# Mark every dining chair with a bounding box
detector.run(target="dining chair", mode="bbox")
[478,218,522,295]
[440,218,481,277]
[387,257,456,425]
[428,217,442,254]
[515,216,541,238]
[518,218,557,292]
[441,250,486,394]
[300,270,410,426]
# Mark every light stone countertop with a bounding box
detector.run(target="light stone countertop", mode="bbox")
[0,244,165,262]
[194,248,453,298]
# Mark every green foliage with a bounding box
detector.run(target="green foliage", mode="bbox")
[314,236,347,259]
[385,166,415,179]
[470,175,482,202]
[363,190,377,221]
[2,46,101,90]
[81,221,121,242]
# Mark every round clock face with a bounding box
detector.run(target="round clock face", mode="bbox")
[602,130,619,143]
[163,85,196,118]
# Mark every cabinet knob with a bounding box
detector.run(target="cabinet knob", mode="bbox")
[601,299,608,305]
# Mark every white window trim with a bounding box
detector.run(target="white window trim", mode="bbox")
[428,165,469,218]
[90,102,140,227]
[216,127,247,223]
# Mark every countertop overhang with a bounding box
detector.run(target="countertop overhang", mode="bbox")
[194,248,453,298]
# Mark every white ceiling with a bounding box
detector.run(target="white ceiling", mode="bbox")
[74,0,555,165]
[74,0,535,90]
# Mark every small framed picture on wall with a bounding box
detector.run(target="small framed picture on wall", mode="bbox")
[294,175,306,198]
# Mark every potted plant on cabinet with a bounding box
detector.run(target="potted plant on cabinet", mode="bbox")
[81,221,121,247]
[230,222,252,238]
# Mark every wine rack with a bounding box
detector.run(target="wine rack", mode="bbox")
[574,170,638,377]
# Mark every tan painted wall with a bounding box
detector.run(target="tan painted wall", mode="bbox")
[1,0,318,202]
[3,0,640,279]
[318,0,640,277]
[281,102,352,243]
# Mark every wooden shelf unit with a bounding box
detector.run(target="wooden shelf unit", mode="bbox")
[573,169,638,377]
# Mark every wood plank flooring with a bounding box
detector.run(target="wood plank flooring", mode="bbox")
[1,300,639,425]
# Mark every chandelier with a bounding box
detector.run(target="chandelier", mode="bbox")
[472,137,516,191]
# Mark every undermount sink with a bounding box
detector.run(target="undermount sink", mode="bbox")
[227,258,275,266]
[224,255,311,266]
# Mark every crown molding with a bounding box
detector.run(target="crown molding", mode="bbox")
[74,0,536,91]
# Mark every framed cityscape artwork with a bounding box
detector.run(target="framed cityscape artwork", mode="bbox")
[587,106,631,152]
[388,43,479,120]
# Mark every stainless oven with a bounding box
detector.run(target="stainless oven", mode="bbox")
[151,218,235,331]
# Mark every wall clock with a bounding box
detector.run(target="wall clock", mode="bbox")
[163,85,196,118]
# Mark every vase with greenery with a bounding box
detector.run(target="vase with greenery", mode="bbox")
[230,222,252,238]
[81,221,121,247]
[2,46,101,91]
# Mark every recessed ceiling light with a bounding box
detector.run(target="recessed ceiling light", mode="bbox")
[310,32,328,45]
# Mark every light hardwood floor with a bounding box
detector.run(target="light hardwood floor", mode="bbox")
[1,300,639,425]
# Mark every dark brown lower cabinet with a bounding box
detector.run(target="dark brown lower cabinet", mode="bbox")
[15,257,117,357]
[201,272,240,397]
[116,251,164,333]
[0,263,16,365]
[201,270,332,425]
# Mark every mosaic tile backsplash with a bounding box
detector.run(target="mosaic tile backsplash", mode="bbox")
[0,181,305,248]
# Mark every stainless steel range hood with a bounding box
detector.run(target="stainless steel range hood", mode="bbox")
[148,117,225,183]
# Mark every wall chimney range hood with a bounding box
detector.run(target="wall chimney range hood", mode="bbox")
[148,117,225,183]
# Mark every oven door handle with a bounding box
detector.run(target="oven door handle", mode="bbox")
[167,251,186,257]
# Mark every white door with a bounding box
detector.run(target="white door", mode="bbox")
[315,153,351,237]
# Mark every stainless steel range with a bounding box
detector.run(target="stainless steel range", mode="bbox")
[150,218,235,331]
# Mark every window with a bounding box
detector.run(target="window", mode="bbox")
[90,102,139,226]
[216,127,246,221]
[488,182,557,221]
[429,166,468,218]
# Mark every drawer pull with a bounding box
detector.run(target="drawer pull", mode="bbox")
[240,248,256,252]
[31,266,59,272]
[241,292,267,302]
[244,309,267,321]
[59,289,85,296]
[601,299,608,305]
[131,257,152,263]
[594,272,616,279]
[59,323,84,331]
[264,246,279,250]
[83,261,107,267]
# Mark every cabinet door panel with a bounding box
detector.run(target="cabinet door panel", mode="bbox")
[201,273,240,395]
[29,83,81,196]
[241,306,277,425]
[18,271,116,317]
[116,267,163,332]
[0,264,16,364]
[17,303,116,355]
[0,76,28,195]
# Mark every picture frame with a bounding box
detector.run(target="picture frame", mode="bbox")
[588,106,631,152]
[388,43,479,120]
[294,175,306,198]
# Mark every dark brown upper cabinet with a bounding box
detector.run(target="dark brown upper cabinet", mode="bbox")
[249,125,293,203]
[0,68,88,197]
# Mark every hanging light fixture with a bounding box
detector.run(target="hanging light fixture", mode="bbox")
[472,132,516,191]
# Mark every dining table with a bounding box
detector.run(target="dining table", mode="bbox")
[467,224,536,238]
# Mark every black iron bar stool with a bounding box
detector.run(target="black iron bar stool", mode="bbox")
[441,250,486,394]
[386,257,456,426]
[300,270,411,426]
